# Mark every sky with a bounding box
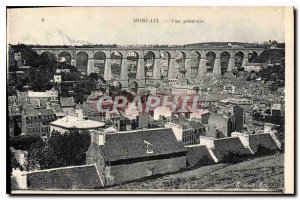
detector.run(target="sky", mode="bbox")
[7,7,286,45]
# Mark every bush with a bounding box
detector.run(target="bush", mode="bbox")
[193,155,215,168]
[221,151,251,164]
[10,135,42,151]
[255,144,278,156]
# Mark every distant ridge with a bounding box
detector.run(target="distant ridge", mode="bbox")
[183,42,264,48]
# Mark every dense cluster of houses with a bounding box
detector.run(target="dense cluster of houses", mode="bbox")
[8,50,285,190]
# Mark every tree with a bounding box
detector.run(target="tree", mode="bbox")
[255,144,276,156]
[232,69,239,77]
[28,139,61,170]
[74,83,87,104]
[252,111,262,121]
[27,131,91,170]
[10,135,41,151]
[88,73,99,81]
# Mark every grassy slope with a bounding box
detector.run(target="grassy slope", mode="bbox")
[107,153,284,191]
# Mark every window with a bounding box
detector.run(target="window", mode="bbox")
[144,140,153,154]
[146,169,153,176]
[191,68,198,79]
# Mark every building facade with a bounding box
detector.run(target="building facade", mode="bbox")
[86,128,187,186]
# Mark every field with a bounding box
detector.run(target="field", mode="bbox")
[107,153,284,191]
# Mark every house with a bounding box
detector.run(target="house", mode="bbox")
[189,110,204,122]
[171,84,197,95]
[207,112,236,138]
[86,128,187,186]
[243,64,262,72]
[11,164,103,190]
[206,104,244,137]
[249,133,281,153]
[220,98,253,105]
[119,103,143,131]
[21,108,57,138]
[60,96,76,115]
[49,115,105,135]
[28,89,59,104]
[223,84,237,94]
[271,103,283,116]
[165,121,204,146]
[104,110,121,131]
[201,112,210,124]
[153,106,172,120]
[209,137,253,161]
[53,74,62,84]
[264,122,279,134]
[119,112,139,131]
[197,93,225,108]
[186,145,217,167]
[49,103,65,118]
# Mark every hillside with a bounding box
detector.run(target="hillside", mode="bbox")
[106,153,284,191]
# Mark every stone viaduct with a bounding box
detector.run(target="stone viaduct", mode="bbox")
[32,46,265,91]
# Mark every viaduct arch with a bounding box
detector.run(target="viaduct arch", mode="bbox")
[33,46,265,91]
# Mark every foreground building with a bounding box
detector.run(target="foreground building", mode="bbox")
[11,164,103,190]
[86,128,187,186]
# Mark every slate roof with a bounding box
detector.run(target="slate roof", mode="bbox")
[39,109,55,115]
[189,120,205,130]
[237,104,253,113]
[50,116,105,129]
[60,97,75,108]
[206,93,226,101]
[186,145,216,167]
[196,92,225,102]
[212,137,253,160]
[24,108,54,116]
[26,164,103,190]
[50,103,62,113]
[78,102,97,117]
[172,117,192,129]
[249,133,280,153]
[23,108,39,116]
[99,128,186,162]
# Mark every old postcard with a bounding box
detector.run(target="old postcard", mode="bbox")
[7,7,294,194]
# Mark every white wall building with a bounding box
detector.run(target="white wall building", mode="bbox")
[49,116,105,135]
[244,64,262,72]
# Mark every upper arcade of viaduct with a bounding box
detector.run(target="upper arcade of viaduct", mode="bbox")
[32,46,265,60]
[32,46,266,90]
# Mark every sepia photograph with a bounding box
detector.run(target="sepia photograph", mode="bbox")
[6,6,294,194]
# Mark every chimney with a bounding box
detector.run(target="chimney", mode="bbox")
[76,109,84,119]
[237,134,250,148]
[165,123,183,142]
[97,132,106,146]
[200,137,215,149]
[90,130,106,146]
